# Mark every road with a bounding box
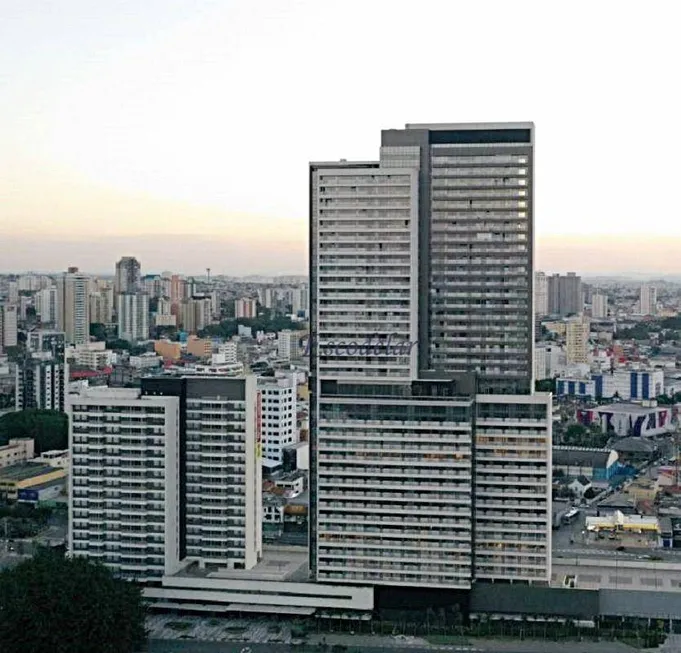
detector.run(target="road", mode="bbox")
[146,637,642,653]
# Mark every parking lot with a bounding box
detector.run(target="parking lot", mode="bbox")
[146,615,294,645]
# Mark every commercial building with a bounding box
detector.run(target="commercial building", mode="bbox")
[68,342,113,370]
[117,292,149,343]
[556,369,664,401]
[57,269,90,345]
[259,373,298,463]
[186,336,212,358]
[154,339,182,361]
[578,401,672,437]
[0,439,35,470]
[309,123,551,596]
[640,284,657,316]
[0,462,67,501]
[552,447,620,484]
[114,256,142,294]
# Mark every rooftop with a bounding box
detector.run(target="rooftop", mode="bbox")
[0,462,62,482]
[597,402,665,414]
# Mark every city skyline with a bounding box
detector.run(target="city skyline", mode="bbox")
[1,1,679,275]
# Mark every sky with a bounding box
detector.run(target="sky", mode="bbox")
[0,0,678,276]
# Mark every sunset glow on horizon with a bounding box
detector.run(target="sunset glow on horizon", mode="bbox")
[1,1,679,276]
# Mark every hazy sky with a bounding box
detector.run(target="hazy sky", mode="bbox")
[1,1,678,276]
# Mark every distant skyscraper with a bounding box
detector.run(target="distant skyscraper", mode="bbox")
[591,293,608,319]
[309,123,551,595]
[547,272,582,317]
[640,284,657,316]
[534,271,548,316]
[117,293,149,343]
[36,286,58,325]
[0,304,18,352]
[89,285,115,326]
[114,256,141,294]
[56,269,90,345]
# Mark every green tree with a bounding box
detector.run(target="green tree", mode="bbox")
[0,549,146,653]
[535,378,556,394]
[89,322,108,341]
[106,338,131,351]
[0,409,68,453]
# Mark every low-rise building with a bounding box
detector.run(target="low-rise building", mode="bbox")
[0,438,34,469]
[0,462,67,501]
[553,447,619,483]
[557,369,664,401]
[154,339,181,361]
[579,401,672,437]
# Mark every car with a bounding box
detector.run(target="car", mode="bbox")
[616,546,626,551]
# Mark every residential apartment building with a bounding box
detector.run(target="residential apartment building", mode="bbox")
[0,303,18,353]
[234,298,257,319]
[36,286,58,325]
[68,387,181,583]
[534,272,548,316]
[114,256,141,294]
[591,293,608,319]
[141,376,261,570]
[117,293,149,343]
[89,285,115,326]
[277,329,295,361]
[27,330,66,355]
[640,284,657,316]
[259,373,298,463]
[15,350,68,412]
[57,269,90,345]
[309,123,551,596]
[68,375,262,583]
[565,315,590,365]
[547,272,582,317]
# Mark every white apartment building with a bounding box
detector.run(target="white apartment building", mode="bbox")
[258,373,298,463]
[212,341,238,365]
[640,284,657,316]
[117,292,149,343]
[57,270,90,345]
[37,286,58,325]
[277,329,295,361]
[534,272,548,316]
[68,387,181,583]
[591,293,608,319]
[68,342,113,370]
[565,315,590,365]
[142,376,262,571]
[534,343,564,381]
[0,303,18,352]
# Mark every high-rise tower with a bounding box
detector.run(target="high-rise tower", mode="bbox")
[309,123,551,597]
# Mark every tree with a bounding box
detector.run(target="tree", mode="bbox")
[106,339,131,351]
[0,549,146,653]
[0,409,68,453]
[535,378,556,394]
[89,322,108,341]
